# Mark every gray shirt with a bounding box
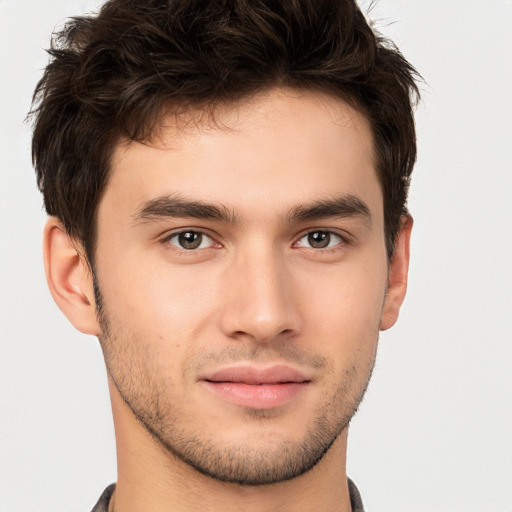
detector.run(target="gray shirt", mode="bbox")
[91,479,365,512]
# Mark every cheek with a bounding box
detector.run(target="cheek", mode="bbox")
[97,253,222,360]
[296,259,387,360]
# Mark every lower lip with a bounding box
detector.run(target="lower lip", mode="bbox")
[202,381,309,409]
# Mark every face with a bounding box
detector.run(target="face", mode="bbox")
[93,88,392,485]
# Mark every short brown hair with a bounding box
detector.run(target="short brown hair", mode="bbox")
[31,0,419,262]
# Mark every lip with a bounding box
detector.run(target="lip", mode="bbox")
[200,365,311,410]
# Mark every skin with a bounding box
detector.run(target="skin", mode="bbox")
[44,88,412,512]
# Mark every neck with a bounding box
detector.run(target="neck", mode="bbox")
[109,383,352,512]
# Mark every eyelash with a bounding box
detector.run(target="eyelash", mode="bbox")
[161,229,348,253]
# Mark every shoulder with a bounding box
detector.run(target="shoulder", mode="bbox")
[90,483,115,512]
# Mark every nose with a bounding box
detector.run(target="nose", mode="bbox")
[219,245,302,344]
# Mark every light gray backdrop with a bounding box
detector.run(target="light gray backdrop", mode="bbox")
[1,1,511,511]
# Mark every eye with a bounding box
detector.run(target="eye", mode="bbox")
[295,231,344,250]
[166,231,215,250]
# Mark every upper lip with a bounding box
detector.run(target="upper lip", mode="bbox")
[202,365,311,385]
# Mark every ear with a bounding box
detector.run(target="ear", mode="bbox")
[43,217,101,335]
[380,215,413,331]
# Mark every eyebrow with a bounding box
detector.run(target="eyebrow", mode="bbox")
[133,194,237,224]
[287,195,372,225]
[132,193,371,226]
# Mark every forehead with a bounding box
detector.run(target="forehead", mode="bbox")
[103,87,381,223]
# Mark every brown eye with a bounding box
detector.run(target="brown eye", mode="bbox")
[168,231,212,250]
[296,231,343,250]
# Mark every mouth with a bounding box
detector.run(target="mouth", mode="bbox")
[201,365,312,410]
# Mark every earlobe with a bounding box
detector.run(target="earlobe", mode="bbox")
[43,217,101,335]
[380,215,413,331]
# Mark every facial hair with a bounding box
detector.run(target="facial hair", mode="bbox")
[94,274,377,486]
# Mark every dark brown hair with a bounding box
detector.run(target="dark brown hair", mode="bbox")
[31,0,419,262]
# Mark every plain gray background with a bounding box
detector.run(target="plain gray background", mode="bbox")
[1,1,511,511]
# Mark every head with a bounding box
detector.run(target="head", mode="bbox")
[32,0,419,487]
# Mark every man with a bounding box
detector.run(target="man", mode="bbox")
[30,0,419,510]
